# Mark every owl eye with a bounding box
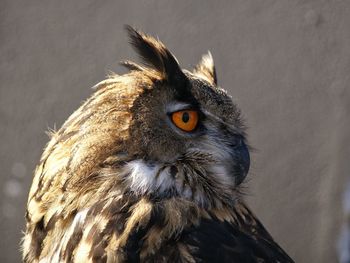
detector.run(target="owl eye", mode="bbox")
[171,110,199,132]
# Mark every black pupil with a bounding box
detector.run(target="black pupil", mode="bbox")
[182,112,190,123]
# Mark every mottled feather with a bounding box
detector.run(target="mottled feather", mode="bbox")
[22,26,293,263]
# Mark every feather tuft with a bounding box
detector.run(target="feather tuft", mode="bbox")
[125,25,187,86]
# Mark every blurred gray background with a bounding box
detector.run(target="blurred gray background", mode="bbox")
[1,0,349,262]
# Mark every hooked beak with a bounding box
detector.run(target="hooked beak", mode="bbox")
[231,139,250,186]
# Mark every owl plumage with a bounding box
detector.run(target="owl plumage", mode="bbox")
[22,26,293,263]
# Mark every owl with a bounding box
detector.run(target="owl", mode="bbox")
[22,26,294,263]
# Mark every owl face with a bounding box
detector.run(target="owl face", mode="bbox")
[116,27,250,208]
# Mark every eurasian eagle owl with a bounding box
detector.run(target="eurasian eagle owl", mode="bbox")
[22,26,293,263]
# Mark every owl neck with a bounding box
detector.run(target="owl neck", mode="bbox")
[119,158,241,210]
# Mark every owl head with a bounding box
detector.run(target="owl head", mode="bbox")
[120,26,250,205]
[45,26,250,211]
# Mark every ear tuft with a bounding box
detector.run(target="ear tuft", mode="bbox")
[125,25,187,85]
[193,51,217,85]
[120,60,145,71]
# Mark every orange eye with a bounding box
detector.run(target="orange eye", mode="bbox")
[171,110,199,132]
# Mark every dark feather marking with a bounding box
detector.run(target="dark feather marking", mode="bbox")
[30,217,46,259]
[34,171,47,202]
[121,201,162,262]
[45,213,60,232]
[170,165,178,178]
[211,66,217,85]
[89,214,130,261]
[85,197,137,262]
[143,240,188,263]
[126,25,164,73]
[89,236,108,263]
[138,200,199,262]
[63,223,84,262]
[25,209,30,222]
[123,226,147,263]
[125,25,188,88]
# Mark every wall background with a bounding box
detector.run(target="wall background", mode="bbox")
[1,1,349,262]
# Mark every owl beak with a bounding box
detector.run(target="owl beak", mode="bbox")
[234,141,250,186]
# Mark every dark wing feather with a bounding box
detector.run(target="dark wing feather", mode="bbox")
[180,202,294,263]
